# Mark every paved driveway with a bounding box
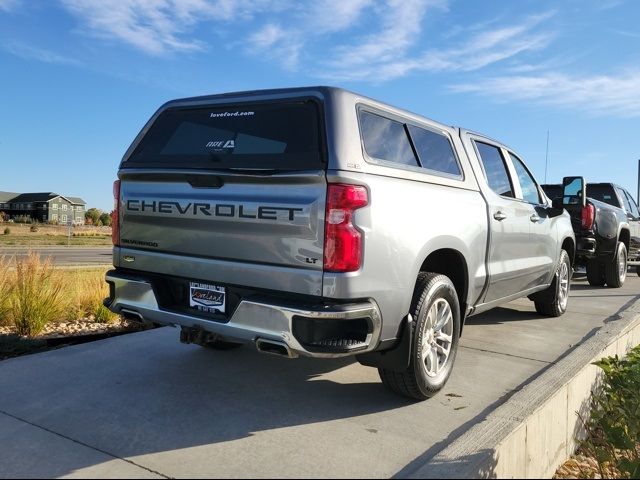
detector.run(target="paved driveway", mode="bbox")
[0,275,638,479]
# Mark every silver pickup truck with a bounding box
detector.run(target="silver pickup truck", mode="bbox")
[105,86,575,400]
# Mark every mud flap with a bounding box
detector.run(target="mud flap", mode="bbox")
[356,315,413,372]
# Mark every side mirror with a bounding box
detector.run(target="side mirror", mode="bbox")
[548,196,565,217]
[562,176,586,208]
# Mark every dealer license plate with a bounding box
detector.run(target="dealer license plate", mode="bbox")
[189,282,226,314]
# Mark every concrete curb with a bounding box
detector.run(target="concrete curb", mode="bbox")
[404,295,640,479]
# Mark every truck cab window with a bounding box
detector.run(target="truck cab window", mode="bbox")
[510,153,541,204]
[475,142,514,198]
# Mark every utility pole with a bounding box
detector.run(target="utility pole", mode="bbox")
[544,130,550,184]
[637,159,640,205]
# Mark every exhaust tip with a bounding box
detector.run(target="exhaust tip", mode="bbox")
[256,339,298,359]
[120,308,145,324]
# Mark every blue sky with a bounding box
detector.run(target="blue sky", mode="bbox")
[1,0,639,211]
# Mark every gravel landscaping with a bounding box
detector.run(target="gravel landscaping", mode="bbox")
[0,318,149,361]
[0,317,140,339]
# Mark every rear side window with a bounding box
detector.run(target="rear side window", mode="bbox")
[623,191,640,218]
[586,185,620,207]
[124,101,322,170]
[359,111,418,167]
[407,125,461,177]
[475,142,514,198]
[542,184,562,200]
[617,187,634,214]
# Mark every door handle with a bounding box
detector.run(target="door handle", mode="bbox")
[493,211,507,221]
[530,214,541,223]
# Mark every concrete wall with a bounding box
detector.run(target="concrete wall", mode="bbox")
[408,301,640,479]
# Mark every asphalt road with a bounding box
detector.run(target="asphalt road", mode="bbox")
[0,275,638,479]
[0,246,112,266]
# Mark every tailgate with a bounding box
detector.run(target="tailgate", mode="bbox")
[119,171,326,269]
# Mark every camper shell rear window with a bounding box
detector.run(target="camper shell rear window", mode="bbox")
[123,99,324,170]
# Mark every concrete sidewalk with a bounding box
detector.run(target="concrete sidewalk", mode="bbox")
[0,276,638,479]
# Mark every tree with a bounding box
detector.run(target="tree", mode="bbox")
[99,212,112,227]
[85,208,101,225]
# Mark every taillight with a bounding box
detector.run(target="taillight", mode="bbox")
[582,203,595,230]
[324,183,368,272]
[112,180,120,246]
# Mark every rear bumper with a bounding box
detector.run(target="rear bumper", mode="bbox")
[576,236,597,258]
[105,270,382,359]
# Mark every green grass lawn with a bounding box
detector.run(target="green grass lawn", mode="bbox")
[0,224,112,246]
[0,234,112,246]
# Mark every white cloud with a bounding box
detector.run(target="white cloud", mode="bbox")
[59,0,285,56]
[451,71,640,118]
[327,0,439,70]
[324,10,553,81]
[243,0,374,70]
[4,41,80,65]
[246,23,302,70]
[610,29,640,39]
[0,0,18,11]
[306,0,373,33]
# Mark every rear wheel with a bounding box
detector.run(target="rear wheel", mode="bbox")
[379,273,460,401]
[534,249,572,317]
[604,242,627,288]
[636,265,640,277]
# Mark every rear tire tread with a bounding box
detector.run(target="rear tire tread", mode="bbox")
[604,242,627,288]
[534,249,571,318]
[378,272,459,401]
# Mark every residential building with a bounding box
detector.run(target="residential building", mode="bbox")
[0,191,86,225]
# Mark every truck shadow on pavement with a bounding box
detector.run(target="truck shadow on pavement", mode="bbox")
[0,328,414,477]
[466,306,544,325]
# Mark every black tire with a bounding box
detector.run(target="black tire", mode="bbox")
[605,242,627,288]
[378,273,460,401]
[586,259,606,287]
[637,265,640,277]
[534,249,572,317]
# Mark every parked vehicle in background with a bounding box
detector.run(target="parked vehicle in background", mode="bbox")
[105,86,575,400]
[542,180,638,285]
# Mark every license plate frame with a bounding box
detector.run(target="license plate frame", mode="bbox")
[189,282,226,314]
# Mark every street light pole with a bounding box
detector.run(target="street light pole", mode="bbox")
[637,159,640,205]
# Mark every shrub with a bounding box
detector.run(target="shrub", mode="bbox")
[0,256,13,325]
[3,227,9,235]
[580,345,640,478]
[13,215,33,224]
[67,272,116,323]
[11,253,64,337]
[94,304,117,324]
[99,212,112,227]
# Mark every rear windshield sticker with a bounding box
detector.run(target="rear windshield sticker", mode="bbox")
[210,111,255,118]
[206,140,235,150]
